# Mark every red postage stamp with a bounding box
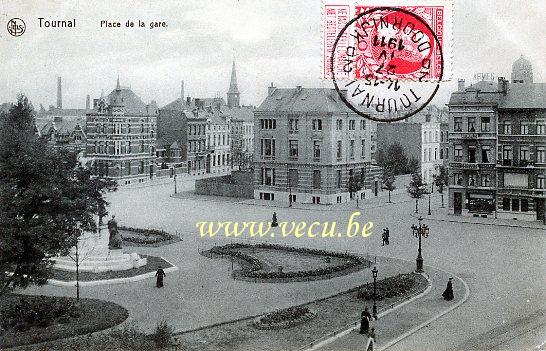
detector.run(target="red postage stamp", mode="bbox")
[323,0,452,82]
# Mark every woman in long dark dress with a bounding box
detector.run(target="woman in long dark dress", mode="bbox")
[155,268,166,288]
[442,278,454,300]
[360,308,371,334]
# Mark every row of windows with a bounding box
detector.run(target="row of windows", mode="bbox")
[453,116,491,132]
[452,173,545,189]
[335,119,366,131]
[260,167,366,189]
[189,140,205,153]
[93,140,148,155]
[207,134,230,147]
[233,125,253,134]
[499,120,546,135]
[188,124,205,136]
[211,153,230,167]
[452,173,493,187]
[500,145,545,163]
[423,130,441,143]
[335,140,367,159]
[502,198,530,212]
[262,138,368,161]
[453,145,494,163]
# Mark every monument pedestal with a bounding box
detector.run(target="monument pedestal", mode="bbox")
[52,227,147,273]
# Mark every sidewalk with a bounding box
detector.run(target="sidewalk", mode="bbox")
[412,208,546,230]
[313,266,468,351]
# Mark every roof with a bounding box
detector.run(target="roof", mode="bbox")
[221,105,254,122]
[499,83,546,109]
[448,81,502,106]
[257,87,354,113]
[38,107,90,117]
[161,97,226,111]
[107,87,156,115]
[36,118,85,137]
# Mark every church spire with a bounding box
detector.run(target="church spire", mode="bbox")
[116,74,121,90]
[227,60,240,108]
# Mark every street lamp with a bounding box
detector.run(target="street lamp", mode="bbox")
[411,216,429,273]
[286,163,292,207]
[427,185,431,215]
[372,266,378,320]
[174,173,177,194]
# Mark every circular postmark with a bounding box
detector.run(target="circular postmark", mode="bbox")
[330,6,444,122]
[7,18,26,37]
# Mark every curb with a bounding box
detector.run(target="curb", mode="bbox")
[47,257,179,287]
[303,273,433,351]
[377,267,470,351]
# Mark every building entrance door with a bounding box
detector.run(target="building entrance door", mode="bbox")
[536,198,545,223]
[454,192,462,215]
[206,155,211,173]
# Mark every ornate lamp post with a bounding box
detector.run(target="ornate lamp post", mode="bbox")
[411,216,429,273]
[286,163,292,207]
[174,173,178,194]
[427,185,432,215]
[372,266,378,319]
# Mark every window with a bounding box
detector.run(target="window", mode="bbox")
[448,171,458,186]
[336,119,342,130]
[519,145,530,161]
[454,145,463,162]
[361,139,366,158]
[434,148,438,160]
[536,119,545,135]
[502,121,512,134]
[520,122,529,135]
[511,198,519,212]
[440,148,444,159]
[337,196,342,203]
[262,168,275,186]
[521,199,529,212]
[350,140,355,159]
[454,117,462,132]
[261,138,276,158]
[337,140,342,159]
[481,146,491,163]
[336,170,342,188]
[360,120,366,130]
[503,145,513,165]
[313,141,321,159]
[468,146,476,163]
[312,196,321,204]
[288,169,298,187]
[468,117,476,132]
[349,120,355,130]
[312,119,322,131]
[481,174,491,187]
[536,147,545,163]
[468,173,477,186]
[502,198,510,211]
[289,118,299,133]
[260,119,276,130]
[537,175,545,189]
[289,140,298,158]
[313,170,321,188]
[481,117,490,132]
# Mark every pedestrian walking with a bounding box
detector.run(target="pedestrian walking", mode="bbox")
[385,227,390,245]
[271,212,279,227]
[442,277,454,301]
[381,229,387,246]
[155,267,166,288]
[368,327,376,341]
[359,307,372,334]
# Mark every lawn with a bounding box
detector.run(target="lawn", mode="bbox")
[119,226,181,247]
[0,294,128,349]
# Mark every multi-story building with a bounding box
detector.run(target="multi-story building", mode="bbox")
[36,116,87,153]
[421,121,444,184]
[253,85,372,205]
[447,56,545,223]
[230,108,254,169]
[206,107,232,174]
[86,78,158,185]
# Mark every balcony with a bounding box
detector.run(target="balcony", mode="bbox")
[497,159,535,168]
[449,161,479,170]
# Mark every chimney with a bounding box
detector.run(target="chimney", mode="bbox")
[268,82,276,96]
[180,80,185,100]
[86,95,90,109]
[186,96,191,106]
[57,77,62,109]
[498,77,508,94]
[457,79,465,92]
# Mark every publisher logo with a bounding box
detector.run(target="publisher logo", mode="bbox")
[7,18,25,37]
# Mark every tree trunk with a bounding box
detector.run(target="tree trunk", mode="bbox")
[388,190,391,203]
[415,199,418,213]
[441,193,444,208]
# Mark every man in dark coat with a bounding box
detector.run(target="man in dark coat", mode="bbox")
[442,278,454,300]
[155,267,166,288]
[360,307,372,334]
[385,227,390,245]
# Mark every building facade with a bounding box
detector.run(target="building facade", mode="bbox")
[86,79,158,185]
[253,85,373,205]
[448,56,546,222]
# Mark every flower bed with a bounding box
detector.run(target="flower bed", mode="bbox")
[0,294,128,349]
[203,243,370,283]
[119,226,180,247]
[253,306,316,330]
[357,273,419,300]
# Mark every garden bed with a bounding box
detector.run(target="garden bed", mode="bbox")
[119,226,181,247]
[253,306,316,330]
[357,273,419,300]
[202,243,370,283]
[0,294,128,349]
[175,271,429,351]
[50,255,173,282]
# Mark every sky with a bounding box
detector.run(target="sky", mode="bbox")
[0,0,544,110]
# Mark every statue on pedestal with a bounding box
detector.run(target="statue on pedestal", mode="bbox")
[107,215,122,250]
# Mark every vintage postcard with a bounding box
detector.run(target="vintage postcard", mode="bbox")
[0,1,544,350]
